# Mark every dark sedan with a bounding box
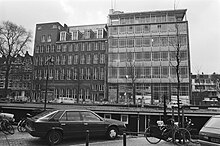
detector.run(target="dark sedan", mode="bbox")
[25,109,126,144]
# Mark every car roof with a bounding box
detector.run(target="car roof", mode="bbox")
[55,109,91,112]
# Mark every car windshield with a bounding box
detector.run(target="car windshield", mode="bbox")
[33,109,57,119]
[205,117,220,129]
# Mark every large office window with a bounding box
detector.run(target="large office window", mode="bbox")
[152,52,160,61]
[119,67,126,78]
[127,26,134,34]
[143,67,151,78]
[161,66,169,78]
[108,67,117,78]
[143,52,151,61]
[161,51,168,61]
[143,25,150,33]
[135,25,142,34]
[119,26,126,34]
[110,27,118,35]
[119,38,126,48]
[152,37,160,47]
[160,37,168,46]
[135,37,142,47]
[142,37,151,47]
[152,66,160,78]
[127,38,134,47]
[68,55,72,65]
[119,53,127,62]
[110,39,118,48]
[109,53,118,62]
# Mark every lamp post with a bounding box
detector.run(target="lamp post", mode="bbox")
[44,57,53,111]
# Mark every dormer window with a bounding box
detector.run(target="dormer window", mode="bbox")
[41,35,45,42]
[60,31,66,41]
[47,35,51,42]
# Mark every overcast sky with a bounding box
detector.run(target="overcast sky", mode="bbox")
[0,0,220,74]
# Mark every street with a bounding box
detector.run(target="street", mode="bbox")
[0,128,200,146]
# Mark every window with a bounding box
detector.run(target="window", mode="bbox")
[142,37,151,47]
[119,67,126,78]
[62,44,67,52]
[127,38,134,47]
[46,35,51,42]
[119,53,127,62]
[66,69,71,80]
[60,31,66,41]
[86,54,91,64]
[68,55,72,65]
[151,25,159,33]
[135,52,143,61]
[135,25,142,34]
[81,112,101,121]
[119,38,126,48]
[108,67,117,78]
[99,67,104,80]
[61,55,66,65]
[100,54,105,64]
[72,31,78,40]
[51,45,55,52]
[119,26,126,34]
[180,66,188,78]
[56,45,61,52]
[93,68,98,80]
[161,51,168,61]
[80,55,85,64]
[143,52,151,61]
[160,24,167,32]
[152,66,160,78]
[110,39,118,48]
[135,38,142,47]
[41,35,45,42]
[74,54,78,64]
[110,27,118,35]
[121,115,128,124]
[152,52,160,61]
[104,114,111,119]
[93,54,98,64]
[160,37,168,46]
[143,25,150,33]
[180,50,187,61]
[127,26,134,34]
[152,37,160,47]
[98,29,103,38]
[61,111,81,121]
[109,53,118,62]
[161,66,169,78]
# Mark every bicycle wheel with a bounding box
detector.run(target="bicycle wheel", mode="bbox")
[1,119,14,135]
[145,126,162,144]
[173,128,191,146]
[161,128,173,142]
[17,119,27,132]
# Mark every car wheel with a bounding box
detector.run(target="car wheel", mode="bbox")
[106,126,118,140]
[47,130,62,145]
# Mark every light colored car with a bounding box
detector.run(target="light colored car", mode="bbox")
[0,113,15,122]
[199,115,220,146]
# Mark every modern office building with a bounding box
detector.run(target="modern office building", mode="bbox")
[107,9,191,105]
[33,22,107,103]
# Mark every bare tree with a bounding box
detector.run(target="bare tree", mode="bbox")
[169,16,188,126]
[0,21,32,98]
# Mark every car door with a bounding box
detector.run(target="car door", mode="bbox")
[81,111,106,137]
[59,111,85,138]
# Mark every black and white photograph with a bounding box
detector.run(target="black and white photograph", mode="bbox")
[0,0,220,145]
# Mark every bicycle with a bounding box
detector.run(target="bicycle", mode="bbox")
[17,113,32,132]
[145,118,191,145]
[184,118,199,144]
[0,118,15,135]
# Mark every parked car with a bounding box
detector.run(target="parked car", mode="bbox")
[25,109,126,144]
[199,115,220,146]
[49,97,75,104]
